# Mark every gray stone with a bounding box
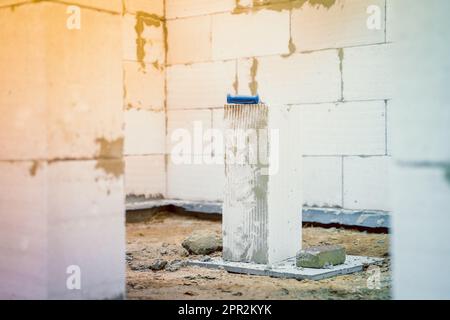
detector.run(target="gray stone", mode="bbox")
[148,259,167,271]
[296,245,346,269]
[130,262,147,271]
[182,231,222,255]
[199,255,212,262]
[166,259,186,272]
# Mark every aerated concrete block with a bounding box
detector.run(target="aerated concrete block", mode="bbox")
[167,61,235,109]
[296,245,346,269]
[167,15,211,65]
[211,10,290,60]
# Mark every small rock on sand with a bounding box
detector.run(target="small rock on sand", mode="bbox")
[166,259,186,272]
[182,231,222,255]
[148,259,167,271]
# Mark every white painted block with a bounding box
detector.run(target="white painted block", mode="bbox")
[44,5,123,160]
[166,0,235,19]
[125,155,166,198]
[124,109,165,155]
[212,10,290,60]
[47,215,125,299]
[0,4,48,160]
[47,160,125,224]
[291,0,385,52]
[391,164,450,299]
[223,104,302,265]
[167,61,235,109]
[303,157,342,208]
[124,0,164,16]
[167,109,212,156]
[343,44,393,101]
[299,101,386,156]
[123,61,165,111]
[0,161,47,299]
[0,159,126,299]
[122,13,165,66]
[167,15,211,65]
[167,159,224,201]
[46,160,125,299]
[255,51,341,105]
[1,3,124,160]
[343,156,391,211]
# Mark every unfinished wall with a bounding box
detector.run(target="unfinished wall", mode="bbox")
[165,0,391,214]
[122,0,167,199]
[390,0,450,299]
[0,0,125,299]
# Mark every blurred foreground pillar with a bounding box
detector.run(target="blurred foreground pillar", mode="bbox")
[0,1,125,299]
[390,0,450,299]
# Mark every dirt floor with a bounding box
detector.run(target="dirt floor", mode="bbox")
[126,210,391,300]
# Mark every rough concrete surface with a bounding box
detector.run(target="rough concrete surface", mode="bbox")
[188,255,382,281]
[126,210,391,300]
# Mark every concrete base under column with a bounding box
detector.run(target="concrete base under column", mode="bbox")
[187,256,383,281]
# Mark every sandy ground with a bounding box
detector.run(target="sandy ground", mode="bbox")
[126,210,391,300]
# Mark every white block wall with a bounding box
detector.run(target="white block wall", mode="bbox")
[122,1,166,199]
[165,0,392,212]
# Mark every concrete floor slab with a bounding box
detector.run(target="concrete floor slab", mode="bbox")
[125,198,391,229]
[187,255,383,281]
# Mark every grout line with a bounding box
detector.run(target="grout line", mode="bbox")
[396,161,450,170]
[124,153,167,157]
[52,0,121,15]
[0,0,33,10]
[165,42,393,68]
[165,99,390,112]
[165,9,231,21]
